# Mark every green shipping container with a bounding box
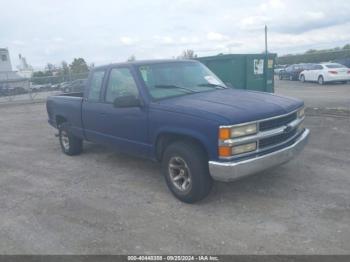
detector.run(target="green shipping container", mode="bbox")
[197,53,276,93]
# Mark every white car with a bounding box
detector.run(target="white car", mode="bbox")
[299,63,350,85]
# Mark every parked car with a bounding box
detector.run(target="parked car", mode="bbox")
[278,64,313,81]
[274,64,287,74]
[46,59,309,203]
[299,63,350,85]
[61,79,87,93]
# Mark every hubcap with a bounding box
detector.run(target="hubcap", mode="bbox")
[168,156,192,192]
[319,77,323,84]
[61,130,69,150]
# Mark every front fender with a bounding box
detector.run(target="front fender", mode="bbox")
[152,124,218,161]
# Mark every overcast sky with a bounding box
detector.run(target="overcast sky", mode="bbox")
[1,0,350,68]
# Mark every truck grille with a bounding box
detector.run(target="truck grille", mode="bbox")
[218,107,304,160]
[259,112,297,131]
[259,129,298,149]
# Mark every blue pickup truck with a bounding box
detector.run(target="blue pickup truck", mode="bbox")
[47,59,309,203]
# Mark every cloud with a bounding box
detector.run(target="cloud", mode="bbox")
[1,0,350,66]
[12,40,25,46]
[120,36,139,46]
[239,16,271,31]
[154,36,174,45]
[207,32,229,41]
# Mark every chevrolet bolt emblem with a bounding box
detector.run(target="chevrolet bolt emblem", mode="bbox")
[284,124,293,133]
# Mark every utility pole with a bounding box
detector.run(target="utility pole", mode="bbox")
[264,25,268,91]
[265,25,268,55]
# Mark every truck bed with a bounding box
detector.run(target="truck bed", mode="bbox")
[46,93,84,139]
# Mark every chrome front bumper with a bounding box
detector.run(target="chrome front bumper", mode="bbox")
[209,129,310,182]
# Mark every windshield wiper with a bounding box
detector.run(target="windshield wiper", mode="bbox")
[197,83,227,89]
[154,85,198,93]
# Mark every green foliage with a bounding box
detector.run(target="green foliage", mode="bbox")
[69,58,89,75]
[31,70,54,85]
[343,44,350,50]
[127,55,136,62]
[179,49,198,59]
[31,58,89,85]
[277,44,350,65]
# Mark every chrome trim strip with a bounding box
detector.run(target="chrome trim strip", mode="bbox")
[209,129,310,182]
[219,106,303,129]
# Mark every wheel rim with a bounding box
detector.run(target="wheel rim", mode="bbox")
[61,130,69,150]
[318,77,323,84]
[168,156,192,192]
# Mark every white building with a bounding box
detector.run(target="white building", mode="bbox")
[0,48,13,72]
[0,48,29,91]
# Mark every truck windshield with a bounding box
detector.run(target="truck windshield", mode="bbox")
[137,61,227,100]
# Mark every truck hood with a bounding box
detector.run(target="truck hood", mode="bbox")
[151,88,303,124]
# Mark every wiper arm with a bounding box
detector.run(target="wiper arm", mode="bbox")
[154,85,198,93]
[197,83,227,89]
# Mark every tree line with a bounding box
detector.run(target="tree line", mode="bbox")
[277,44,350,65]
[31,58,90,85]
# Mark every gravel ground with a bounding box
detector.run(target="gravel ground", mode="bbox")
[0,100,349,255]
[275,78,350,109]
[1,79,350,254]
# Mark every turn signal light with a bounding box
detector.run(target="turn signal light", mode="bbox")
[219,128,231,140]
[218,146,231,157]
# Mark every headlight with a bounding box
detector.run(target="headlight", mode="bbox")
[219,123,257,140]
[231,142,257,155]
[218,142,257,157]
[297,107,305,118]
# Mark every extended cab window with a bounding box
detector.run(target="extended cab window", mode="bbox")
[105,68,139,103]
[88,71,105,102]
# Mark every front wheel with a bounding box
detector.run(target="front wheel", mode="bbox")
[162,141,213,203]
[300,75,305,82]
[58,125,83,156]
[318,76,325,85]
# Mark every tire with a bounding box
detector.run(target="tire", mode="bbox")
[58,124,83,156]
[289,75,294,81]
[279,74,283,80]
[64,87,70,93]
[318,75,324,85]
[161,141,213,203]
[300,75,305,83]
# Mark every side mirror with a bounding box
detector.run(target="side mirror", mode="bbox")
[113,95,142,108]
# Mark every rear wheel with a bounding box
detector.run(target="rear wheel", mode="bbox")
[300,75,305,82]
[289,75,294,81]
[58,124,83,155]
[279,74,283,80]
[162,141,213,203]
[318,75,325,85]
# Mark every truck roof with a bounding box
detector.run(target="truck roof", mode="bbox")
[92,59,198,70]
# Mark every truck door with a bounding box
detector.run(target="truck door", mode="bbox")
[83,66,150,157]
[81,69,106,143]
